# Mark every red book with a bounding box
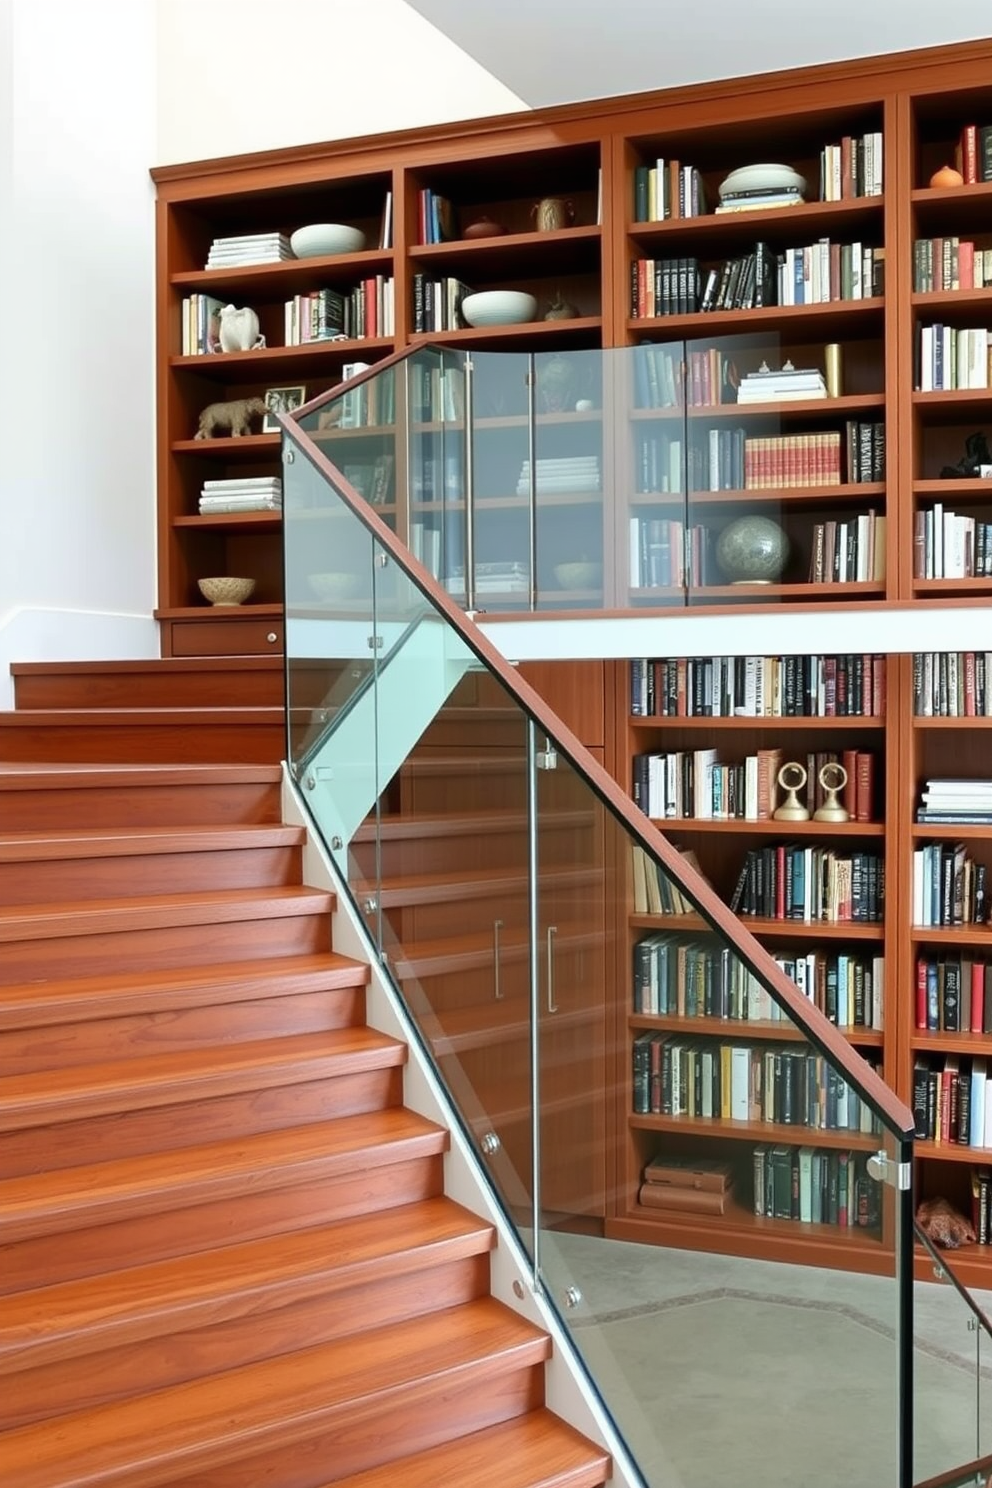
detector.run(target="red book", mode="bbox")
[855,752,875,822]
[959,239,976,290]
[962,124,979,185]
[965,652,977,716]
[842,749,859,816]
[638,1182,731,1215]
[872,657,887,718]
[973,962,985,1034]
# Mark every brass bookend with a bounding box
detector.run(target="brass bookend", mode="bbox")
[813,760,850,822]
[773,761,810,821]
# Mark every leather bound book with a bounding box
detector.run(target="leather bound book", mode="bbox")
[643,1156,734,1193]
[638,1182,732,1214]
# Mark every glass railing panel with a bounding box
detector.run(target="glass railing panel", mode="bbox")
[914,1222,992,1485]
[283,371,916,1488]
[460,348,532,610]
[531,348,607,610]
[627,337,689,607]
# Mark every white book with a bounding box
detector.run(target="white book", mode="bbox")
[971,1059,988,1147]
[202,477,282,491]
[730,1045,750,1121]
[984,1078,992,1150]
[798,1147,814,1222]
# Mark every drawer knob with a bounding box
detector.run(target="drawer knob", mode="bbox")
[266,632,278,644]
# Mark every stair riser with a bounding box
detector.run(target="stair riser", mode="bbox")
[0,780,283,832]
[2,1255,491,1430]
[1,988,365,1074]
[0,912,331,985]
[0,721,284,765]
[0,845,304,906]
[0,1155,445,1295]
[147,1364,546,1488]
[12,673,285,711]
[1,1067,404,1177]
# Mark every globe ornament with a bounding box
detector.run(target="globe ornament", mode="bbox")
[715,515,790,584]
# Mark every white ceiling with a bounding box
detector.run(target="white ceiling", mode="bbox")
[406,0,990,109]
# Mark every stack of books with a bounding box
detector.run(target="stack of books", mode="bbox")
[198,477,282,514]
[638,1155,735,1215]
[204,232,293,269]
[917,779,992,824]
[443,561,529,596]
[737,365,827,403]
[515,456,600,495]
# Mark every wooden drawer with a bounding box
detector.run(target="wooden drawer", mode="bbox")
[168,619,284,657]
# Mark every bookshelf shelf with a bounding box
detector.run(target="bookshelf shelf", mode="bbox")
[913,716,992,729]
[628,196,884,243]
[910,927,992,947]
[629,1013,884,1047]
[628,715,886,731]
[171,248,395,297]
[626,298,883,339]
[629,913,885,940]
[171,434,281,458]
[169,336,394,382]
[914,578,992,597]
[410,316,603,349]
[679,483,885,509]
[651,818,884,836]
[629,1114,879,1150]
[173,512,282,532]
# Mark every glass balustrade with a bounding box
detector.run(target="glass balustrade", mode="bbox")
[282,368,919,1487]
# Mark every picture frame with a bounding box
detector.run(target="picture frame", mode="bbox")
[263,385,306,432]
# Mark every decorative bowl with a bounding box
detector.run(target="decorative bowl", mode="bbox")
[307,571,364,602]
[290,223,366,258]
[460,290,537,327]
[718,163,806,198]
[554,560,603,590]
[715,516,790,583]
[198,576,255,606]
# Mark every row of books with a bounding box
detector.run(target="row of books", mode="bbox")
[753,1144,880,1228]
[409,364,465,423]
[631,746,877,822]
[913,506,992,579]
[776,241,883,305]
[416,188,455,245]
[917,777,992,824]
[627,517,708,589]
[746,432,843,489]
[916,324,992,391]
[637,1155,734,1216]
[633,933,884,1029]
[635,433,683,494]
[913,237,992,293]
[631,1032,881,1132]
[180,293,224,355]
[819,133,884,200]
[808,512,886,584]
[332,361,395,428]
[337,453,395,507]
[729,845,884,924]
[632,159,706,221]
[915,956,992,1033]
[630,843,702,918]
[913,652,992,718]
[736,366,826,404]
[631,422,882,491]
[631,240,884,318]
[913,1055,992,1147]
[911,842,988,927]
[198,476,281,514]
[411,275,474,333]
[283,278,395,344]
[629,653,886,719]
[955,123,992,184]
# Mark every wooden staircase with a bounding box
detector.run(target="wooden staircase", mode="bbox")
[0,658,612,1488]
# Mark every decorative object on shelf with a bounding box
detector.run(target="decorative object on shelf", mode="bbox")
[289,223,366,257]
[307,571,364,602]
[197,576,256,606]
[824,343,843,398]
[715,514,790,583]
[536,353,578,413]
[459,290,537,326]
[928,164,964,188]
[916,1197,976,1248]
[940,430,992,478]
[532,196,575,231]
[543,290,581,320]
[217,304,266,353]
[262,385,307,432]
[813,761,850,822]
[194,396,267,440]
[554,560,603,590]
[773,761,811,821]
[463,216,506,239]
[576,398,595,411]
[718,163,807,196]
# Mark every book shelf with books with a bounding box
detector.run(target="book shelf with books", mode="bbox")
[906,650,992,1281]
[905,83,992,604]
[612,650,900,1270]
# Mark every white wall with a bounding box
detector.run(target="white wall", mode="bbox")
[155,0,526,164]
[0,0,160,703]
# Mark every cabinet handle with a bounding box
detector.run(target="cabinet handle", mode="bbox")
[546,924,558,1014]
[266,632,278,644]
[493,918,504,1000]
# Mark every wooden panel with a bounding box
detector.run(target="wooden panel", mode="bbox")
[518,660,606,748]
[168,619,284,656]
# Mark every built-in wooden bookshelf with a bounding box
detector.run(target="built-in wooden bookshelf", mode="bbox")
[151,39,992,1283]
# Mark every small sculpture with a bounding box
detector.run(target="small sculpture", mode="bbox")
[194,396,267,439]
[463,216,506,238]
[773,762,810,822]
[916,1197,976,1249]
[537,354,577,412]
[813,761,849,822]
[217,304,266,353]
[544,290,581,321]
[940,430,992,479]
[532,197,575,232]
[929,164,964,188]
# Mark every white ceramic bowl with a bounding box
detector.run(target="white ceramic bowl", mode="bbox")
[290,223,366,258]
[198,576,255,606]
[460,290,537,327]
[718,163,807,198]
[307,571,364,602]
[554,561,603,590]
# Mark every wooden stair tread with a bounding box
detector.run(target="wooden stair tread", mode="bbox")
[0,952,369,1030]
[0,885,333,942]
[0,1297,550,1488]
[379,864,599,906]
[0,1195,493,1374]
[0,824,306,862]
[0,1027,406,1130]
[0,1107,448,1243]
[0,761,281,788]
[0,706,285,726]
[10,658,284,677]
[328,1411,609,1488]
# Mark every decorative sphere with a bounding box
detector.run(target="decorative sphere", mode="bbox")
[715,516,790,583]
